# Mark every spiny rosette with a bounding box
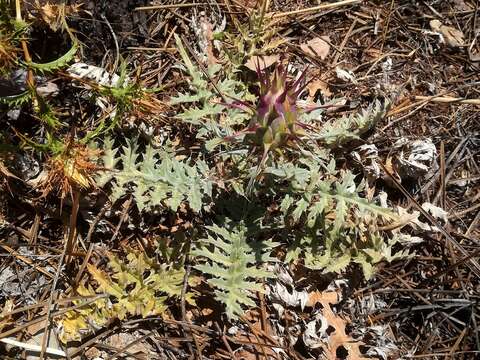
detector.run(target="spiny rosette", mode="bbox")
[245,63,307,154]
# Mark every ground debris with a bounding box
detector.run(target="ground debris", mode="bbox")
[0,0,479,359]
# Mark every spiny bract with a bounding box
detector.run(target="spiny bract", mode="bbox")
[236,63,308,157]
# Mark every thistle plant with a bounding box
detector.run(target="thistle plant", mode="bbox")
[250,64,306,152]
[229,63,309,171]
[224,62,312,192]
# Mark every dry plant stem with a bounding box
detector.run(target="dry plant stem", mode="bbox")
[73,243,95,287]
[414,95,480,105]
[388,78,470,117]
[110,196,132,243]
[419,137,468,199]
[134,3,215,11]
[15,0,34,90]
[134,0,234,29]
[97,344,145,360]
[332,18,357,66]
[440,141,446,209]
[230,338,288,349]
[422,248,480,284]
[380,0,396,52]
[450,328,468,357]
[39,241,68,359]
[67,328,117,358]
[240,316,281,360]
[126,46,176,52]
[103,337,194,358]
[0,295,105,321]
[100,13,119,73]
[382,99,437,132]
[1,244,54,278]
[241,318,272,360]
[269,0,361,19]
[65,190,80,263]
[466,211,480,237]
[451,202,480,219]
[29,212,41,245]
[387,80,480,119]
[258,289,267,332]
[431,147,469,206]
[163,24,178,50]
[86,203,109,244]
[214,322,236,359]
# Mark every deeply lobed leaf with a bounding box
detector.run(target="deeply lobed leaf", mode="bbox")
[193,221,276,319]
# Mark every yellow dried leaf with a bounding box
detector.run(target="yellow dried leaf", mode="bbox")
[87,263,123,298]
[263,37,288,52]
[0,299,14,332]
[64,158,90,188]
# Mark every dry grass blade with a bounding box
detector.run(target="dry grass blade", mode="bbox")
[269,0,361,19]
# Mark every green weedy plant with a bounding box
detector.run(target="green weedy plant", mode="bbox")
[216,0,286,66]
[57,251,186,343]
[316,100,389,147]
[0,0,27,75]
[0,3,78,152]
[27,41,78,73]
[0,40,77,110]
[193,220,277,319]
[78,58,151,143]
[95,137,213,212]
[268,159,403,278]
[171,30,407,280]
[171,34,255,144]
[227,63,309,162]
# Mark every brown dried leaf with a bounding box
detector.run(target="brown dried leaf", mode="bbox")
[245,54,280,71]
[0,299,14,333]
[306,79,332,99]
[306,290,338,307]
[430,20,464,48]
[382,156,402,187]
[36,2,82,32]
[300,36,331,60]
[452,0,473,11]
[468,48,480,62]
[307,291,367,360]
